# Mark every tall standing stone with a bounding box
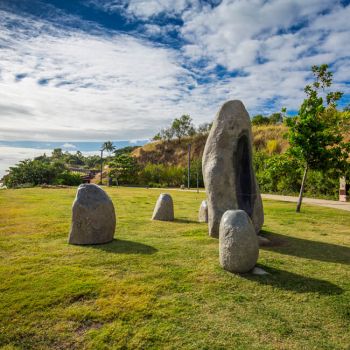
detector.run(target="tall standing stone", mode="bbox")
[198,200,208,223]
[152,193,174,221]
[219,210,259,273]
[202,100,264,238]
[68,184,116,245]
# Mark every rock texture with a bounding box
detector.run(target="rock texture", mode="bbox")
[251,266,270,275]
[202,100,264,238]
[219,210,259,273]
[198,200,208,223]
[68,184,116,245]
[152,193,174,221]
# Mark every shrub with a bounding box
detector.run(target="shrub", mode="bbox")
[266,140,281,154]
[54,172,83,186]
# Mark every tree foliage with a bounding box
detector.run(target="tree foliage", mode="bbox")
[171,114,196,141]
[109,154,139,185]
[286,64,350,211]
[3,159,67,188]
[251,113,283,126]
[152,115,210,142]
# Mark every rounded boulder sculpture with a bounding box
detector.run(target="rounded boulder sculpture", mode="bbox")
[219,210,259,273]
[202,100,264,237]
[152,193,174,221]
[198,200,208,223]
[68,184,116,245]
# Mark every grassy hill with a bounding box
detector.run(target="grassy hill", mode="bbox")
[132,125,289,166]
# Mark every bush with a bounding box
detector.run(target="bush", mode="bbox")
[252,114,270,126]
[54,172,83,186]
[254,152,303,193]
[266,140,281,154]
[138,163,185,187]
[253,150,341,198]
[3,159,65,188]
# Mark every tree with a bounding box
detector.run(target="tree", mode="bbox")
[109,154,139,185]
[100,141,115,184]
[171,114,195,142]
[251,114,270,126]
[286,64,349,212]
[268,112,283,124]
[3,159,66,188]
[197,122,212,134]
[152,132,162,141]
[160,127,174,142]
[51,148,63,159]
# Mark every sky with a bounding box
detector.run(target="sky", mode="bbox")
[0,0,350,145]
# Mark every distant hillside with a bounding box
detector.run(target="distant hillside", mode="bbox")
[132,124,289,166]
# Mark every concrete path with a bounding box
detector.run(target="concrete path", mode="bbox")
[261,194,350,212]
[145,187,350,212]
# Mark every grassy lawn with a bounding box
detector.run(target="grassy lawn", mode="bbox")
[0,187,349,350]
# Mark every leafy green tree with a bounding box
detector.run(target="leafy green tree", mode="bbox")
[109,154,139,185]
[286,64,349,212]
[251,114,270,126]
[84,155,101,169]
[3,159,66,188]
[171,115,195,142]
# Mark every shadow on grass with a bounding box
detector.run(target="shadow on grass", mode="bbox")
[261,230,350,265]
[90,239,157,255]
[174,218,200,224]
[244,265,343,295]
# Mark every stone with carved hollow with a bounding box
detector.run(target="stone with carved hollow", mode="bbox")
[202,100,264,238]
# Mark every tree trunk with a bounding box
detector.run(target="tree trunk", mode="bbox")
[296,164,308,213]
[99,150,103,185]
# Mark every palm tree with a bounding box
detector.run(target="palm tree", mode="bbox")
[100,141,115,185]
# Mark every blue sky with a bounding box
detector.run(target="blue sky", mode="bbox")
[0,0,350,143]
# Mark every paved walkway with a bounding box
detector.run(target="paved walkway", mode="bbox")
[147,187,350,212]
[261,194,350,212]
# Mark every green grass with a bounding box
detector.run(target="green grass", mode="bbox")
[0,187,349,350]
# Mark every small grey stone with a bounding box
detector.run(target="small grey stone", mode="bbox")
[152,193,174,221]
[219,210,259,273]
[68,184,116,245]
[257,235,270,246]
[198,200,208,223]
[251,267,270,275]
[202,100,264,238]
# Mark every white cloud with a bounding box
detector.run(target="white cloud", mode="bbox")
[179,0,350,111]
[89,0,200,18]
[127,0,197,18]
[0,0,349,148]
[0,10,197,141]
[61,143,77,149]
